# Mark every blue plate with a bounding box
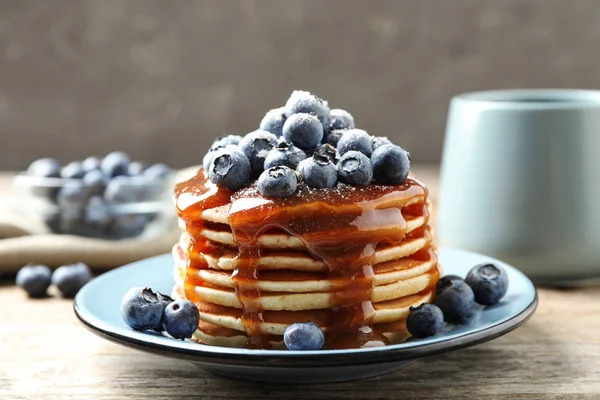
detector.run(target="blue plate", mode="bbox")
[74,247,537,383]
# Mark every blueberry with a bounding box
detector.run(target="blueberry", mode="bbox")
[284,90,331,131]
[85,196,110,224]
[337,129,373,157]
[322,129,346,148]
[211,134,243,149]
[112,214,147,238]
[83,169,108,196]
[27,158,61,178]
[283,321,325,350]
[237,130,278,175]
[406,303,444,338]
[282,113,324,151]
[433,279,475,323]
[208,147,252,190]
[202,144,237,172]
[337,151,373,186]
[371,144,411,185]
[82,156,101,173]
[16,264,51,298]
[143,163,171,180]
[162,300,200,339]
[264,141,306,170]
[465,263,509,306]
[329,109,355,130]
[127,161,145,176]
[310,143,339,163]
[153,292,174,332]
[60,161,85,179]
[260,107,287,137]
[372,136,393,150]
[51,262,92,298]
[437,274,464,288]
[121,287,164,331]
[258,166,298,198]
[57,180,87,207]
[101,151,131,178]
[297,154,337,188]
[104,177,137,203]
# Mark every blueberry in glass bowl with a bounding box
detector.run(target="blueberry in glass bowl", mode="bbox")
[13,154,177,240]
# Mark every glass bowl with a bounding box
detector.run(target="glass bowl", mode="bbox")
[13,173,177,240]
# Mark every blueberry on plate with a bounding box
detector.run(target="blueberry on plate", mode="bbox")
[51,262,92,298]
[310,143,338,163]
[284,90,331,131]
[83,169,108,196]
[101,151,131,178]
[202,144,237,172]
[104,176,137,203]
[297,154,337,189]
[57,180,87,207]
[238,130,278,175]
[406,303,444,338]
[127,161,145,176]
[121,287,164,331]
[60,161,85,179]
[143,163,171,180]
[433,278,475,323]
[437,274,464,288]
[371,144,411,185]
[16,264,51,298]
[322,129,346,148]
[329,109,355,131]
[211,134,243,149]
[153,292,174,332]
[82,156,101,173]
[284,321,325,350]
[465,263,509,306]
[27,158,61,178]
[264,141,307,170]
[208,147,252,190]
[162,300,200,339]
[260,107,287,137]
[337,150,373,186]
[372,136,393,150]
[258,166,298,198]
[336,129,373,157]
[282,113,324,151]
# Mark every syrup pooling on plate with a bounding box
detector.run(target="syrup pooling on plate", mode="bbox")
[175,170,432,349]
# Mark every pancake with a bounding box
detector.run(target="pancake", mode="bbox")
[173,172,440,349]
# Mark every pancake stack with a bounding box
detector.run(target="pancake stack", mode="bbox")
[172,171,441,349]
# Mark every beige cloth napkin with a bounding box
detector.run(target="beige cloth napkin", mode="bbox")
[0,167,199,276]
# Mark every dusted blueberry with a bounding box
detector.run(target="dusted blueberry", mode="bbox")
[162,300,200,339]
[323,129,346,148]
[260,107,287,137]
[211,134,243,149]
[101,151,131,178]
[104,177,137,203]
[264,141,306,170]
[153,292,174,332]
[433,279,475,323]
[83,169,108,196]
[337,151,373,186]
[82,156,101,173]
[297,154,337,188]
[60,161,85,179]
[406,303,444,338]
[238,130,278,174]
[57,180,87,207]
[208,148,252,190]
[282,113,324,151]
[121,287,163,331]
[51,262,92,298]
[372,136,393,150]
[371,144,411,185]
[310,143,339,163]
[27,158,61,178]
[16,264,51,298]
[283,321,325,350]
[258,166,298,198]
[127,161,145,176]
[329,109,355,130]
[337,129,373,157]
[284,90,331,131]
[143,163,171,180]
[465,264,509,306]
[202,144,237,172]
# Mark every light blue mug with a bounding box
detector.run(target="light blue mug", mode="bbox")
[438,89,600,283]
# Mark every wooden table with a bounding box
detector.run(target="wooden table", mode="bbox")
[1,167,599,400]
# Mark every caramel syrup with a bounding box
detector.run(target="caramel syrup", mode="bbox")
[175,170,430,349]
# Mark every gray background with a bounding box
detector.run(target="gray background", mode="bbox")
[1,0,599,169]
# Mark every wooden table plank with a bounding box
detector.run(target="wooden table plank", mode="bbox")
[1,166,599,400]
